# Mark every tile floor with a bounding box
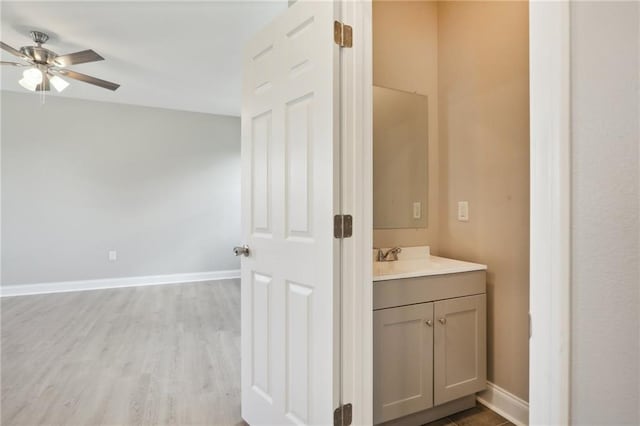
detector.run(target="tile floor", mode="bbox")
[424,404,514,426]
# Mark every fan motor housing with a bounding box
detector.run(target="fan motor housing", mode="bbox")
[20,46,56,65]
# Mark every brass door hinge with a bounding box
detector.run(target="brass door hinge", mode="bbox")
[334,215,353,239]
[334,21,353,48]
[334,403,353,426]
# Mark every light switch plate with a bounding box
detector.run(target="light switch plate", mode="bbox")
[413,202,422,219]
[108,250,117,262]
[457,201,469,221]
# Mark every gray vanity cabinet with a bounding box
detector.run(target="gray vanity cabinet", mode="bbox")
[434,294,487,406]
[373,303,434,423]
[373,271,487,425]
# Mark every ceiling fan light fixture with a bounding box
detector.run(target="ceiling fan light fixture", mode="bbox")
[18,77,38,91]
[22,67,43,85]
[50,75,69,92]
[3,31,120,92]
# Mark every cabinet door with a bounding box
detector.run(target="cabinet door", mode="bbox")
[373,303,434,424]
[434,294,487,406]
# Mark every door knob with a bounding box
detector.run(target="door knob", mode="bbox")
[233,245,250,257]
[425,320,433,327]
[439,318,447,325]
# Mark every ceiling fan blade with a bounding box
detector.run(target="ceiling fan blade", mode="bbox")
[0,41,32,61]
[54,49,104,67]
[1,61,27,66]
[35,74,50,91]
[53,69,120,91]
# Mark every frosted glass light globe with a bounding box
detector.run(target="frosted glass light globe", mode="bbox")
[50,75,70,92]
[23,68,43,85]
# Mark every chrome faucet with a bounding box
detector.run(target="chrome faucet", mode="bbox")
[376,247,402,262]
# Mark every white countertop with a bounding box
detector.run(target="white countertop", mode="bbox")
[373,246,487,282]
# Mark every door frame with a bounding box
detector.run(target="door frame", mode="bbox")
[528,1,571,424]
[339,1,373,425]
[344,0,572,424]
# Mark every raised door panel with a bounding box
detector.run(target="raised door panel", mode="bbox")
[373,303,434,424]
[434,294,487,406]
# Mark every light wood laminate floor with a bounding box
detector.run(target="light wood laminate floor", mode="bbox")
[1,280,244,426]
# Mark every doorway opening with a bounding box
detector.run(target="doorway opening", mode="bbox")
[368,1,531,424]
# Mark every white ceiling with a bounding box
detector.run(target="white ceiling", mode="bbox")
[0,1,287,116]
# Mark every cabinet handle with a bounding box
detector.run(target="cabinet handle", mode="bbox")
[439,318,447,325]
[425,320,433,327]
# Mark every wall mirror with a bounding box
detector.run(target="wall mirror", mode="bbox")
[373,85,429,229]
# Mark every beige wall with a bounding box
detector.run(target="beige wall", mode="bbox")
[437,1,530,400]
[372,0,440,250]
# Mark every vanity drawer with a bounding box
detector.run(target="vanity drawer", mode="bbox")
[373,270,486,310]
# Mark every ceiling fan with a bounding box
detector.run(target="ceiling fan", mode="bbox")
[1,30,120,92]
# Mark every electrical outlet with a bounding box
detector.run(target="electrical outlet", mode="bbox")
[413,202,422,219]
[457,201,469,221]
[108,250,117,262]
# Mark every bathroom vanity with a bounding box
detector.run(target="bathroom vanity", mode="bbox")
[373,247,487,425]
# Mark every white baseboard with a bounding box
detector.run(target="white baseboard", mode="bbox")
[477,382,529,426]
[0,270,241,297]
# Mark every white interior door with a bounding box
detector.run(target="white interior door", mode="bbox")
[240,1,341,425]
